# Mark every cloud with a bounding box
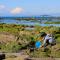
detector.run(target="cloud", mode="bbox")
[0,5,5,9]
[10,7,23,14]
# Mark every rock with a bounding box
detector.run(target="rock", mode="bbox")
[0,53,5,60]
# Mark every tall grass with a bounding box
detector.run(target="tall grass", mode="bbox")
[0,24,60,57]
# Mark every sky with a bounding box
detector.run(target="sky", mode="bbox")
[0,0,60,16]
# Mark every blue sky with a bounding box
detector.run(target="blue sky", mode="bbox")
[0,0,60,16]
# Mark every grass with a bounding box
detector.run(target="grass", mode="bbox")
[45,21,60,24]
[0,24,60,58]
[0,41,21,53]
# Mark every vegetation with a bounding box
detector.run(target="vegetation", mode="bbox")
[0,24,60,58]
[45,21,60,24]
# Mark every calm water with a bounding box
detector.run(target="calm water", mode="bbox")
[0,19,60,27]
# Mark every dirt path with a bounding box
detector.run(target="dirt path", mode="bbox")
[4,52,29,60]
[0,32,16,43]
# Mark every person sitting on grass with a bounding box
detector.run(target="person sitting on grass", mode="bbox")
[40,32,56,52]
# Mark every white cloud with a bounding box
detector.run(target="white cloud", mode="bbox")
[10,7,23,14]
[0,5,5,9]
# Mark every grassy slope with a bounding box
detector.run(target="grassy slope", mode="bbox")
[0,24,60,58]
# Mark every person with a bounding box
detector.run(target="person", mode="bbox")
[40,32,56,51]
